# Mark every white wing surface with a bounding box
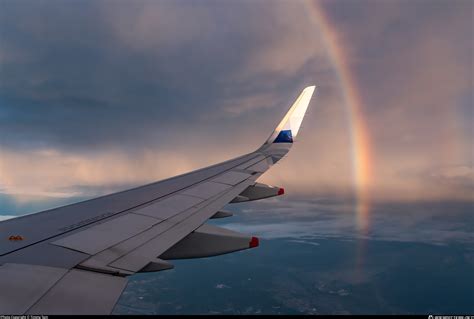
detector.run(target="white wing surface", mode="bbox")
[0,86,316,314]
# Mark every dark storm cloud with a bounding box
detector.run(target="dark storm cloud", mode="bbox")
[0,0,472,201]
[0,0,319,151]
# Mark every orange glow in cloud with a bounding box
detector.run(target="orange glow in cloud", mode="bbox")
[305,0,374,235]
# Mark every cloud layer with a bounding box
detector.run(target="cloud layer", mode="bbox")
[219,197,474,246]
[0,0,472,203]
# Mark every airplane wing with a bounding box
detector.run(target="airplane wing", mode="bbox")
[0,86,316,314]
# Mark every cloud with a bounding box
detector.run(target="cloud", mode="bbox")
[215,284,231,289]
[430,165,474,180]
[0,0,471,202]
[0,147,203,199]
[286,240,321,247]
[0,0,327,150]
[221,198,474,246]
[259,0,473,201]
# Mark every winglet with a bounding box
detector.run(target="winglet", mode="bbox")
[264,86,316,144]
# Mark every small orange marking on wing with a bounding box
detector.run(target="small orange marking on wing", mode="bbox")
[8,235,24,241]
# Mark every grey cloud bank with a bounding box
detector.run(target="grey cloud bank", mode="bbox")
[0,0,472,202]
[220,197,474,246]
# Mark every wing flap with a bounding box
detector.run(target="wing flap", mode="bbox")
[236,155,267,170]
[132,194,203,220]
[0,263,68,314]
[27,269,128,315]
[181,181,231,199]
[211,171,252,186]
[246,159,271,173]
[79,219,178,275]
[51,213,160,255]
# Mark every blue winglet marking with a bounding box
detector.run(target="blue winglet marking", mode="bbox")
[273,130,293,143]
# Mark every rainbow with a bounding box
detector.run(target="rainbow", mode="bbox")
[304,0,373,235]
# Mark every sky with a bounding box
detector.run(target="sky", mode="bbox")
[0,0,472,215]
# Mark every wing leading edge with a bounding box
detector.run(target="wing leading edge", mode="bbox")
[0,86,316,314]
